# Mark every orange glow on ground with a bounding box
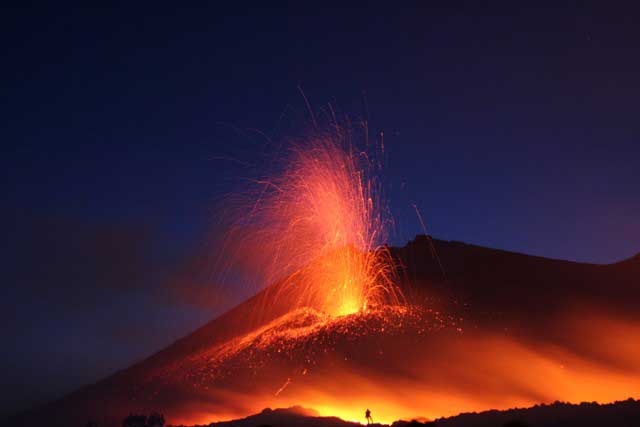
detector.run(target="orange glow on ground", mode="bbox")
[147,126,640,427]
[161,306,640,427]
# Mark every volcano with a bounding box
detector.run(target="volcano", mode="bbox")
[9,237,640,427]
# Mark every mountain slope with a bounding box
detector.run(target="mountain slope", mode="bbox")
[9,237,640,426]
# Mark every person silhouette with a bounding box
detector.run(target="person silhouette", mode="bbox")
[365,408,373,425]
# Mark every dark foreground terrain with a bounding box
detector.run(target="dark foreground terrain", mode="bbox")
[434,398,640,427]
[178,399,640,427]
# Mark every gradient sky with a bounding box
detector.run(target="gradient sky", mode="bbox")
[2,2,639,417]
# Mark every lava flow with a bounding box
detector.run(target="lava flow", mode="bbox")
[131,130,640,426]
[14,128,640,427]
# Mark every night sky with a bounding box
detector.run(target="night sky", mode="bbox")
[2,3,639,417]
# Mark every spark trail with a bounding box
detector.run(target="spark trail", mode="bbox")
[223,127,403,317]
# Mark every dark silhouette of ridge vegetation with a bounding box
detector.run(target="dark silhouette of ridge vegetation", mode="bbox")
[434,398,640,427]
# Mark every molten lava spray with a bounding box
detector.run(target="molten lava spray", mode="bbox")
[223,128,403,317]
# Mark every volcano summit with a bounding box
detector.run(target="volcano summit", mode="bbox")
[9,237,640,426]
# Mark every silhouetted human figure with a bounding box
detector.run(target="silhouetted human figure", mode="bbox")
[365,408,373,425]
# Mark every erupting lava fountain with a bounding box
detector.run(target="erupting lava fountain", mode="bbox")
[15,123,640,427]
[221,127,404,318]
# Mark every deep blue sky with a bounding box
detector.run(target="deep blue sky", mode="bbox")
[2,2,639,417]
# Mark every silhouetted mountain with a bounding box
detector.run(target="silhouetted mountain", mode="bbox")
[395,237,640,324]
[187,406,361,427]
[7,237,640,426]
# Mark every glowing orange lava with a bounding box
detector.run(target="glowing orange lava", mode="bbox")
[162,305,640,427]
[226,130,403,317]
[155,125,640,427]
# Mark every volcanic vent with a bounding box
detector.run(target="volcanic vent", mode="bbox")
[215,129,403,319]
